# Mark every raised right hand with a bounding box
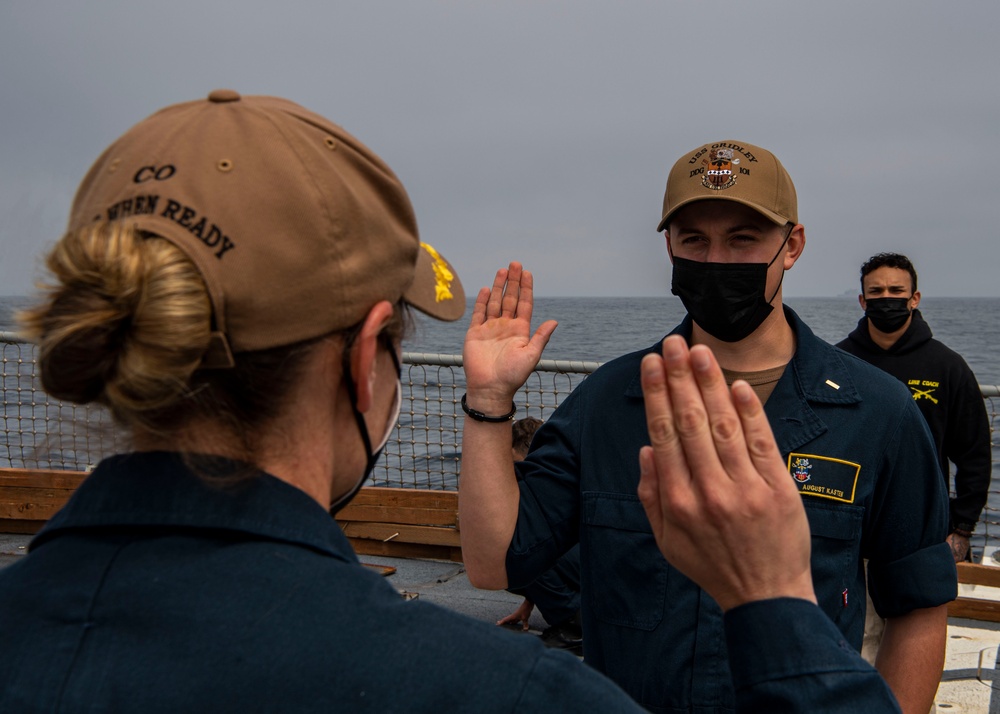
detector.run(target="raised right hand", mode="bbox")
[462,262,558,409]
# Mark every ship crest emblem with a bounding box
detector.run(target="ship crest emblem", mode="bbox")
[703,147,739,191]
[791,457,812,483]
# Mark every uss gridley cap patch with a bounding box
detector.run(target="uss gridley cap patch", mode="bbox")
[658,140,798,231]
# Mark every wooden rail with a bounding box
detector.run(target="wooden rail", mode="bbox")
[338,487,461,562]
[0,467,462,561]
[948,563,1000,622]
[5,467,1000,617]
[0,468,87,534]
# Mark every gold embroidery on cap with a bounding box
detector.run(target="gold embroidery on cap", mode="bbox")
[420,242,454,302]
[217,159,233,173]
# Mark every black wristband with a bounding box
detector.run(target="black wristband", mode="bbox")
[461,393,516,423]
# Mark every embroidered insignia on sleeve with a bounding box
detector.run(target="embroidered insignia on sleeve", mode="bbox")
[786,453,861,504]
[420,242,455,303]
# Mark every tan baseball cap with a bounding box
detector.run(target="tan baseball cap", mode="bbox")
[657,140,797,231]
[68,89,465,367]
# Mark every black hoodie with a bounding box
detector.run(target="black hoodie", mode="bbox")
[837,309,992,532]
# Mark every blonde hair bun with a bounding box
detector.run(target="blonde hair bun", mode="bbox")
[19,222,212,419]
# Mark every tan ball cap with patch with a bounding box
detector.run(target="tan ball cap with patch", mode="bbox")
[68,89,465,367]
[658,140,797,231]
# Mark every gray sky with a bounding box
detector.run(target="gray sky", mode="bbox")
[2,1,997,298]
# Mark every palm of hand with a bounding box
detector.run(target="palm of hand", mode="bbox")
[462,262,557,396]
[464,317,541,391]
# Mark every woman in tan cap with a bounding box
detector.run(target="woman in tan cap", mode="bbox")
[0,94,898,713]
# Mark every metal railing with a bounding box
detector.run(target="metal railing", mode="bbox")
[0,333,598,489]
[3,331,999,555]
[377,352,599,491]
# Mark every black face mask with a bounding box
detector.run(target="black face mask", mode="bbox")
[330,336,402,516]
[865,297,912,333]
[670,227,791,343]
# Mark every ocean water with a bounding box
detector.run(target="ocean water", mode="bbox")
[4,293,999,384]
[406,295,1000,386]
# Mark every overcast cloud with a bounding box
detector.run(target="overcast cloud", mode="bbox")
[2,1,997,298]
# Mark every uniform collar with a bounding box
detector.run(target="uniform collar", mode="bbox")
[625,306,861,405]
[30,451,356,564]
[763,308,860,454]
[779,306,861,405]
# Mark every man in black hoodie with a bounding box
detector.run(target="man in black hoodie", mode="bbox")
[837,252,992,563]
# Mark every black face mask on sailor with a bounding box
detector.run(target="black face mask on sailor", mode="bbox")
[330,334,402,516]
[864,297,913,333]
[670,225,792,343]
